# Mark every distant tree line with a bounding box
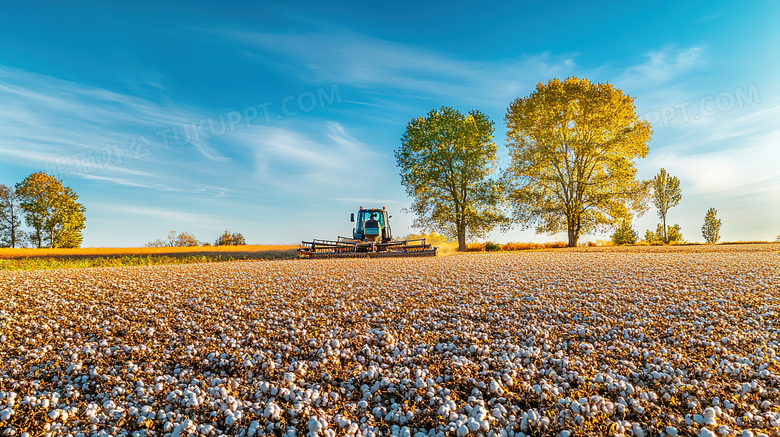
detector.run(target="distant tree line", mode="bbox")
[0,172,86,248]
[396,76,741,249]
[145,229,246,247]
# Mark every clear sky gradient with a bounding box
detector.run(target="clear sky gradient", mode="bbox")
[1,1,778,246]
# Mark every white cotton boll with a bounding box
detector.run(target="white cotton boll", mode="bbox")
[0,409,13,421]
[665,426,678,436]
[741,383,752,395]
[247,421,259,437]
[456,424,469,437]
[309,417,323,433]
[702,408,717,426]
[698,428,716,437]
[740,431,754,437]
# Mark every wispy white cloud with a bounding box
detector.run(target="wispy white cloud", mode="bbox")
[0,66,228,189]
[619,46,705,89]
[215,30,578,108]
[228,120,390,196]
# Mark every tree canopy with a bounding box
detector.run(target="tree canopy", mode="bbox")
[504,77,652,247]
[15,172,86,248]
[395,106,508,251]
[702,208,722,243]
[652,168,682,243]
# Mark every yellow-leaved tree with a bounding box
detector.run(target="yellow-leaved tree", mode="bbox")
[15,172,87,248]
[504,77,652,247]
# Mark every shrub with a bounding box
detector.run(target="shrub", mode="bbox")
[667,224,683,244]
[611,219,637,245]
[467,242,485,252]
[215,230,246,246]
[500,241,567,251]
[146,231,201,247]
[502,242,534,251]
[644,223,682,244]
[484,241,501,252]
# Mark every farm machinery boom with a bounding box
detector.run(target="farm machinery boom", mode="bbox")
[298,207,438,259]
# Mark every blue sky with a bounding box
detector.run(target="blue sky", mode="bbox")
[1,1,778,246]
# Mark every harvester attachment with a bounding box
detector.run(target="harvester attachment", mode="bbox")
[298,237,437,259]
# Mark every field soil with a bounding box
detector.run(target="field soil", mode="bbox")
[0,244,778,436]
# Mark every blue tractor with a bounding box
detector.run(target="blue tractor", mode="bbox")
[298,207,437,259]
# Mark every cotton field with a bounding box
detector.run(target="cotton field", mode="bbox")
[1,245,779,437]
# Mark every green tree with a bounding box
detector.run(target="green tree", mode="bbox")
[611,218,638,245]
[215,230,246,246]
[0,185,25,248]
[505,77,652,247]
[652,168,682,243]
[15,172,86,248]
[396,106,509,251]
[702,208,721,243]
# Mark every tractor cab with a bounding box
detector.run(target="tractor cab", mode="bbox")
[351,207,392,242]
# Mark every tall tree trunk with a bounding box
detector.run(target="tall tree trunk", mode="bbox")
[662,215,668,244]
[567,228,578,247]
[457,233,467,252]
[9,210,15,249]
